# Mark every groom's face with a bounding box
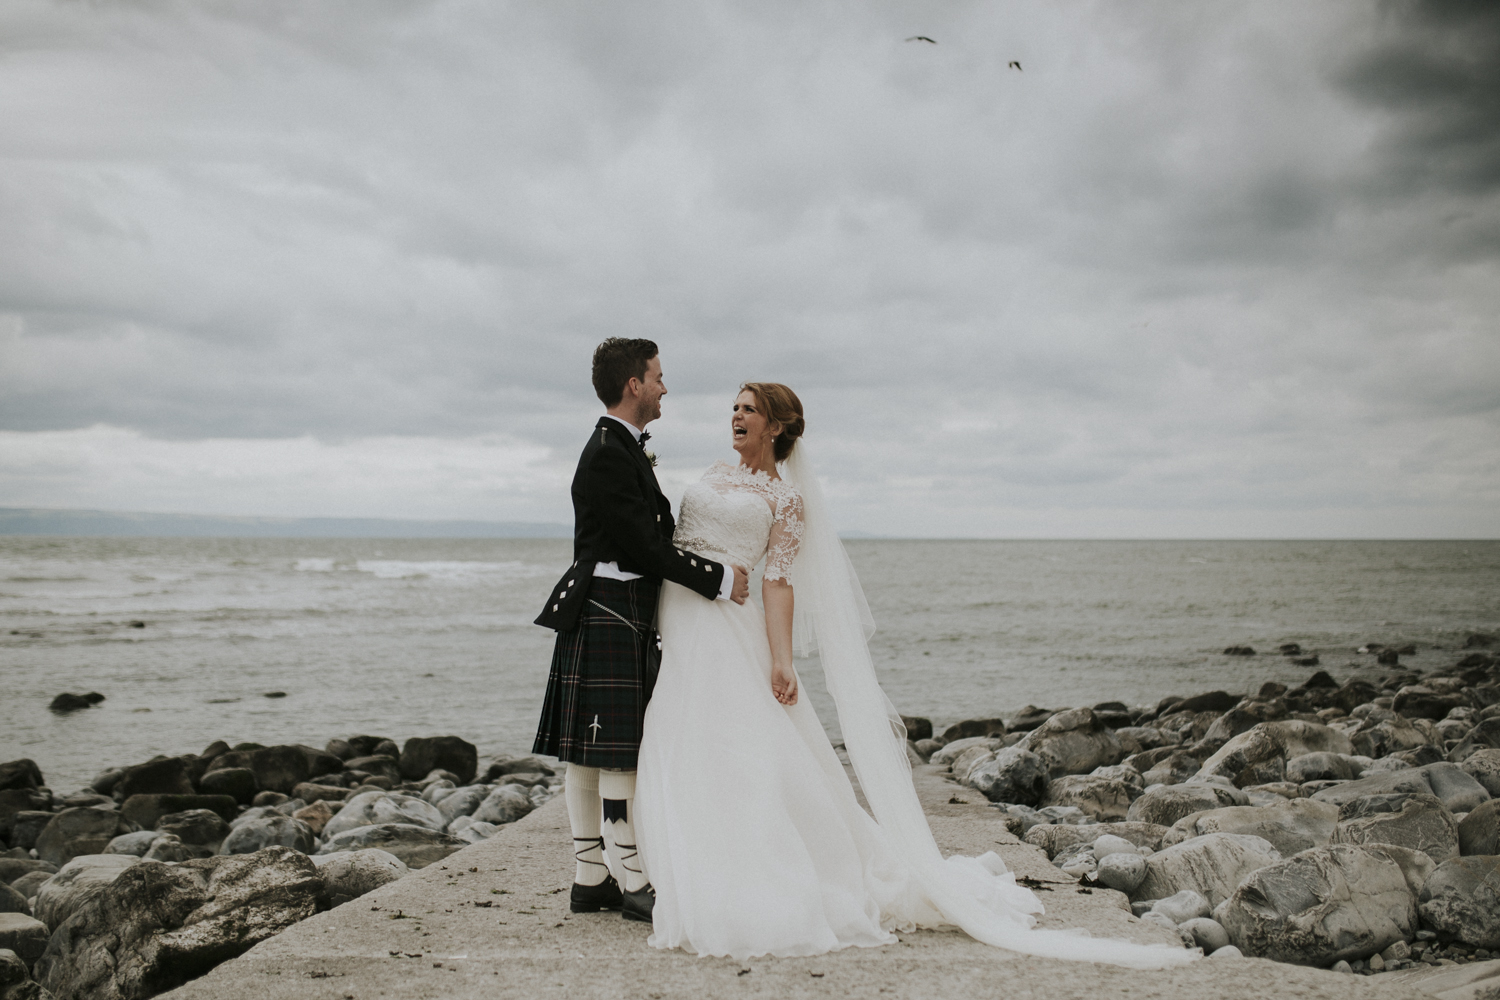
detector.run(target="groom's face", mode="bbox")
[634,356,667,425]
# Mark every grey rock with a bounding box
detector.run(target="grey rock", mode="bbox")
[101,831,158,858]
[436,786,490,827]
[1139,751,1203,788]
[32,855,138,932]
[292,801,334,837]
[1330,959,1352,973]
[399,736,477,784]
[289,782,349,804]
[478,756,555,781]
[204,745,316,795]
[8,873,49,903]
[1040,774,1136,821]
[1449,719,1500,763]
[1016,708,1127,779]
[950,746,999,782]
[1151,889,1211,924]
[316,823,465,870]
[1285,752,1357,784]
[34,809,134,868]
[0,945,54,1000]
[1359,843,1437,898]
[341,755,402,783]
[1422,761,1492,813]
[5,814,52,855]
[1208,944,1242,959]
[1461,749,1500,797]
[0,863,54,889]
[1091,834,1142,859]
[1196,721,1353,788]
[1133,833,1282,907]
[1161,798,1339,856]
[219,816,315,855]
[1333,793,1459,863]
[454,821,503,844]
[966,747,1048,806]
[1141,911,1177,933]
[0,915,50,966]
[1459,799,1500,855]
[142,835,201,863]
[197,767,257,804]
[1418,856,1500,949]
[1213,844,1414,965]
[420,780,456,805]
[113,757,195,799]
[0,792,50,846]
[226,806,274,830]
[322,791,445,839]
[0,886,27,917]
[154,809,229,847]
[118,794,237,831]
[1180,916,1230,952]
[472,785,534,826]
[311,849,408,907]
[35,846,320,999]
[1094,851,1147,892]
[930,737,1002,768]
[1127,783,1234,827]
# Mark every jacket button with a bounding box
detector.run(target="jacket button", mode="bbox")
[568,580,575,587]
[690,559,697,567]
[553,604,559,612]
[559,591,566,599]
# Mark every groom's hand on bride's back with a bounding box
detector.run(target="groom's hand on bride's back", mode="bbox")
[732,565,750,604]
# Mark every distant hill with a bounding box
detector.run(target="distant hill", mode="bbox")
[0,507,572,539]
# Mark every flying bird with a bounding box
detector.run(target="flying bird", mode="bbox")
[906,36,936,44]
[1008,60,1022,71]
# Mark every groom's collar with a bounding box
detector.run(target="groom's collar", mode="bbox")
[601,413,646,442]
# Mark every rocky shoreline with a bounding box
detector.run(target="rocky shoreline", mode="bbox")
[2,633,1497,998]
[0,734,560,1000]
[911,634,1499,976]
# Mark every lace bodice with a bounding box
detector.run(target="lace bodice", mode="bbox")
[673,461,804,582]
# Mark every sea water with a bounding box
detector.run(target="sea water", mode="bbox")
[2,537,1497,792]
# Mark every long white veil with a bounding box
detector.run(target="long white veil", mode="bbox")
[780,443,1197,968]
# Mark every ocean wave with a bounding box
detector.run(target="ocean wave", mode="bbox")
[354,559,548,582]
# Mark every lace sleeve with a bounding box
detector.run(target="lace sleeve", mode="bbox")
[763,488,804,583]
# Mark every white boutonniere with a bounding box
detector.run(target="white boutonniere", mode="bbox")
[644,449,658,468]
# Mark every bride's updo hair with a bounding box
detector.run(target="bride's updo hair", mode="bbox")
[740,382,805,463]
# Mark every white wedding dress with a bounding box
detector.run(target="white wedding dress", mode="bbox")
[635,454,1196,967]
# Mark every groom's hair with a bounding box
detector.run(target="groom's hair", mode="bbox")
[593,338,659,406]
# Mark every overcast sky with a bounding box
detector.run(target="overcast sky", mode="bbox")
[1,0,1496,537]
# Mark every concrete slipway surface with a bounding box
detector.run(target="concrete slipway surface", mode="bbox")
[161,766,1484,1000]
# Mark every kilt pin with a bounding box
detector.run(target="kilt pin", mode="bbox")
[533,416,726,770]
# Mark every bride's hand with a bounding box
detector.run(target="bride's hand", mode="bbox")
[771,662,798,706]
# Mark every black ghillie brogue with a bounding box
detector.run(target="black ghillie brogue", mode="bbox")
[570,873,624,913]
[621,883,655,923]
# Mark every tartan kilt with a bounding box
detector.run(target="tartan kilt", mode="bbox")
[532,576,661,769]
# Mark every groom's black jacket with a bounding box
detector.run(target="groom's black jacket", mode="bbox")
[534,417,725,631]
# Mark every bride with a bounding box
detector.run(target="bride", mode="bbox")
[634,383,1196,966]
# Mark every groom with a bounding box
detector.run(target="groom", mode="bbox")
[533,338,748,922]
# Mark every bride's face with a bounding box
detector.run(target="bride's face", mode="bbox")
[731,390,778,457]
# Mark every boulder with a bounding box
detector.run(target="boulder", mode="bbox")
[0,885,27,916]
[8,873,49,905]
[965,748,1048,806]
[1333,793,1459,863]
[436,786,491,826]
[478,756,556,781]
[950,746,1000,782]
[323,792,445,839]
[0,945,50,1000]
[898,716,933,742]
[1132,833,1282,907]
[1213,845,1415,964]
[114,758,195,799]
[32,856,138,932]
[315,824,464,869]
[204,746,312,795]
[0,763,42,795]
[1128,783,1242,827]
[290,782,348,804]
[398,736,478,785]
[1162,798,1338,857]
[1197,721,1353,788]
[1023,822,1168,860]
[1151,889,1211,923]
[1418,856,1500,948]
[1459,800,1500,856]
[154,810,229,848]
[1285,753,1357,784]
[0,862,55,887]
[311,849,408,907]
[102,832,158,858]
[220,816,315,856]
[0,792,50,844]
[1422,761,1492,813]
[292,801,334,837]
[1175,692,1243,714]
[1016,709,1126,779]
[197,768,257,805]
[119,795,237,831]
[4,815,52,855]
[472,785,534,826]
[1005,706,1057,732]
[1309,762,1486,813]
[35,847,320,999]
[930,737,1002,768]
[341,755,402,784]
[1393,686,1469,722]
[142,835,202,863]
[454,821,503,844]
[1094,851,1147,893]
[1181,916,1229,952]
[0,915,49,966]
[1360,843,1438,899]
[1140,752,1203,788]
[34,809,134,868]
[345,736,393,758]
[1450,719,1500,764]
[1040,774,1136,821]
[938,718,1007,744]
